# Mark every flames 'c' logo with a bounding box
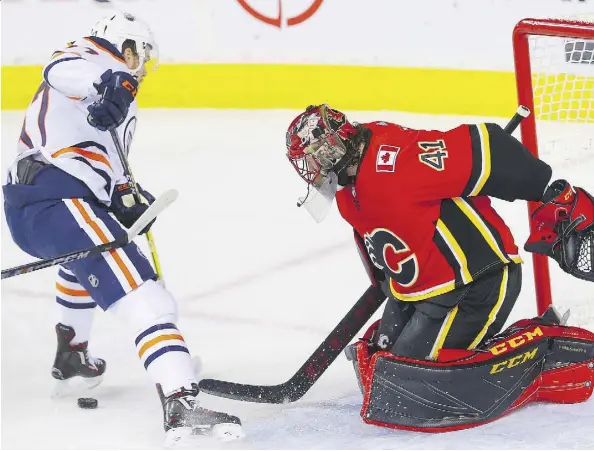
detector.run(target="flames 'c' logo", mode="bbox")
[237,0,324,28]
[363,228,419,288]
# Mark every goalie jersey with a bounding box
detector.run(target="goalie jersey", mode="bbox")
[336,121,552,302]
[7,36,136,206]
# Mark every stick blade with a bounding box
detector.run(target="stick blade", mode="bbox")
[198,378,296,404]
[127,189,178,240]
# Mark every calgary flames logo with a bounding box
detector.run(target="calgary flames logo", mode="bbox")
[237,0,324,28]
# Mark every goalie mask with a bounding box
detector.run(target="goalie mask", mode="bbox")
[286,105,358,222]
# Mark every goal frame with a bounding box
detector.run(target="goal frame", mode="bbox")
[513,18,594,315]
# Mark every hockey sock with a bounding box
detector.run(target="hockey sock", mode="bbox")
[109,279,196,394]
[55,267,96,344]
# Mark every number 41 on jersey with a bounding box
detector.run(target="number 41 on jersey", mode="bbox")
[418,140,448,171]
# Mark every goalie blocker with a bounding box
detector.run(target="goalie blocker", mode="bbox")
[346,313,594,432]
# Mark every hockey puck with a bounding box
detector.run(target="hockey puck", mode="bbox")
[77,397,98,409]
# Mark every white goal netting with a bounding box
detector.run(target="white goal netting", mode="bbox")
[528,19,594,157]
[524,18,594,324]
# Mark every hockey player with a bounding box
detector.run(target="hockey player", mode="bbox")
[285,104,594,430]
[2,12,243,443]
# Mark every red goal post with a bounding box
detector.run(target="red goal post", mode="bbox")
[513,18,594,315]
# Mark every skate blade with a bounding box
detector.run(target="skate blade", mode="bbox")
[164,424,245,448]
[50,375,104,399]
[211,423,245,442]
[164,427,193,448]
[83,374,104,390]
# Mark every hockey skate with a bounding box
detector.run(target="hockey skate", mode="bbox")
[162,383,244,447]
[50,323,106,398]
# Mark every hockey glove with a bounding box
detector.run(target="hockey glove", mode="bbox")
[110,183,156,234]
[87,70,138,131]
[524,179,594,282]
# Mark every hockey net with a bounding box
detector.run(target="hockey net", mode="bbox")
[513,17,594,316]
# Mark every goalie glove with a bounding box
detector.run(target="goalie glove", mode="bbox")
[524,179,594,282]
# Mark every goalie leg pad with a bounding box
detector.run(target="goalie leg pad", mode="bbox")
[353,321,594,432]
[345,321,379,395]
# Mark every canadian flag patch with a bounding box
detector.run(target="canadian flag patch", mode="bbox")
[376,145,400,172]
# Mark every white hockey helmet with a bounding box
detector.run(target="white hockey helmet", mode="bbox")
[90,11,158,75]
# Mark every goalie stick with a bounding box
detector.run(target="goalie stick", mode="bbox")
[199,285,385,403]
[198,106,531,404]
[1,189,178,280]
[504,105,530,134]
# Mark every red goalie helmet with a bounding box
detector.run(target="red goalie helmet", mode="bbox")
[286,104,358,187]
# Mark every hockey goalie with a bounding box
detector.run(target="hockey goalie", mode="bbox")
[285,104,594,432]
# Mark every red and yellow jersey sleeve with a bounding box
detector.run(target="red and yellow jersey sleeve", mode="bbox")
[363,122,551,204]
[416,123,550,203]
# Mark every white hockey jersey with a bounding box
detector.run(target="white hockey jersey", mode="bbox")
[9,36,138,206]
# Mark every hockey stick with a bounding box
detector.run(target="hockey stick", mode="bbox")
[198,106,531,404]
[1,189,178,280]
[109,130,165,282]
[198,285,385,403]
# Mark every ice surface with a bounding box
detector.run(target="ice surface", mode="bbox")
[1,109,592,449]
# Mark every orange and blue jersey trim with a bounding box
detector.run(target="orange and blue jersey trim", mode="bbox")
[36,82,50,147]
[43,56,83,90]
[50,50,82,60]
[56,282,89,297]
[135,323,189,369]
[84,36,125,63]
[52,147,113,169]
[52,141,114,192]
[56,298,97,309]
[58,269,79,284]
[19,119,34,149]
[69,199,140,290]
[55,269,97,310]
